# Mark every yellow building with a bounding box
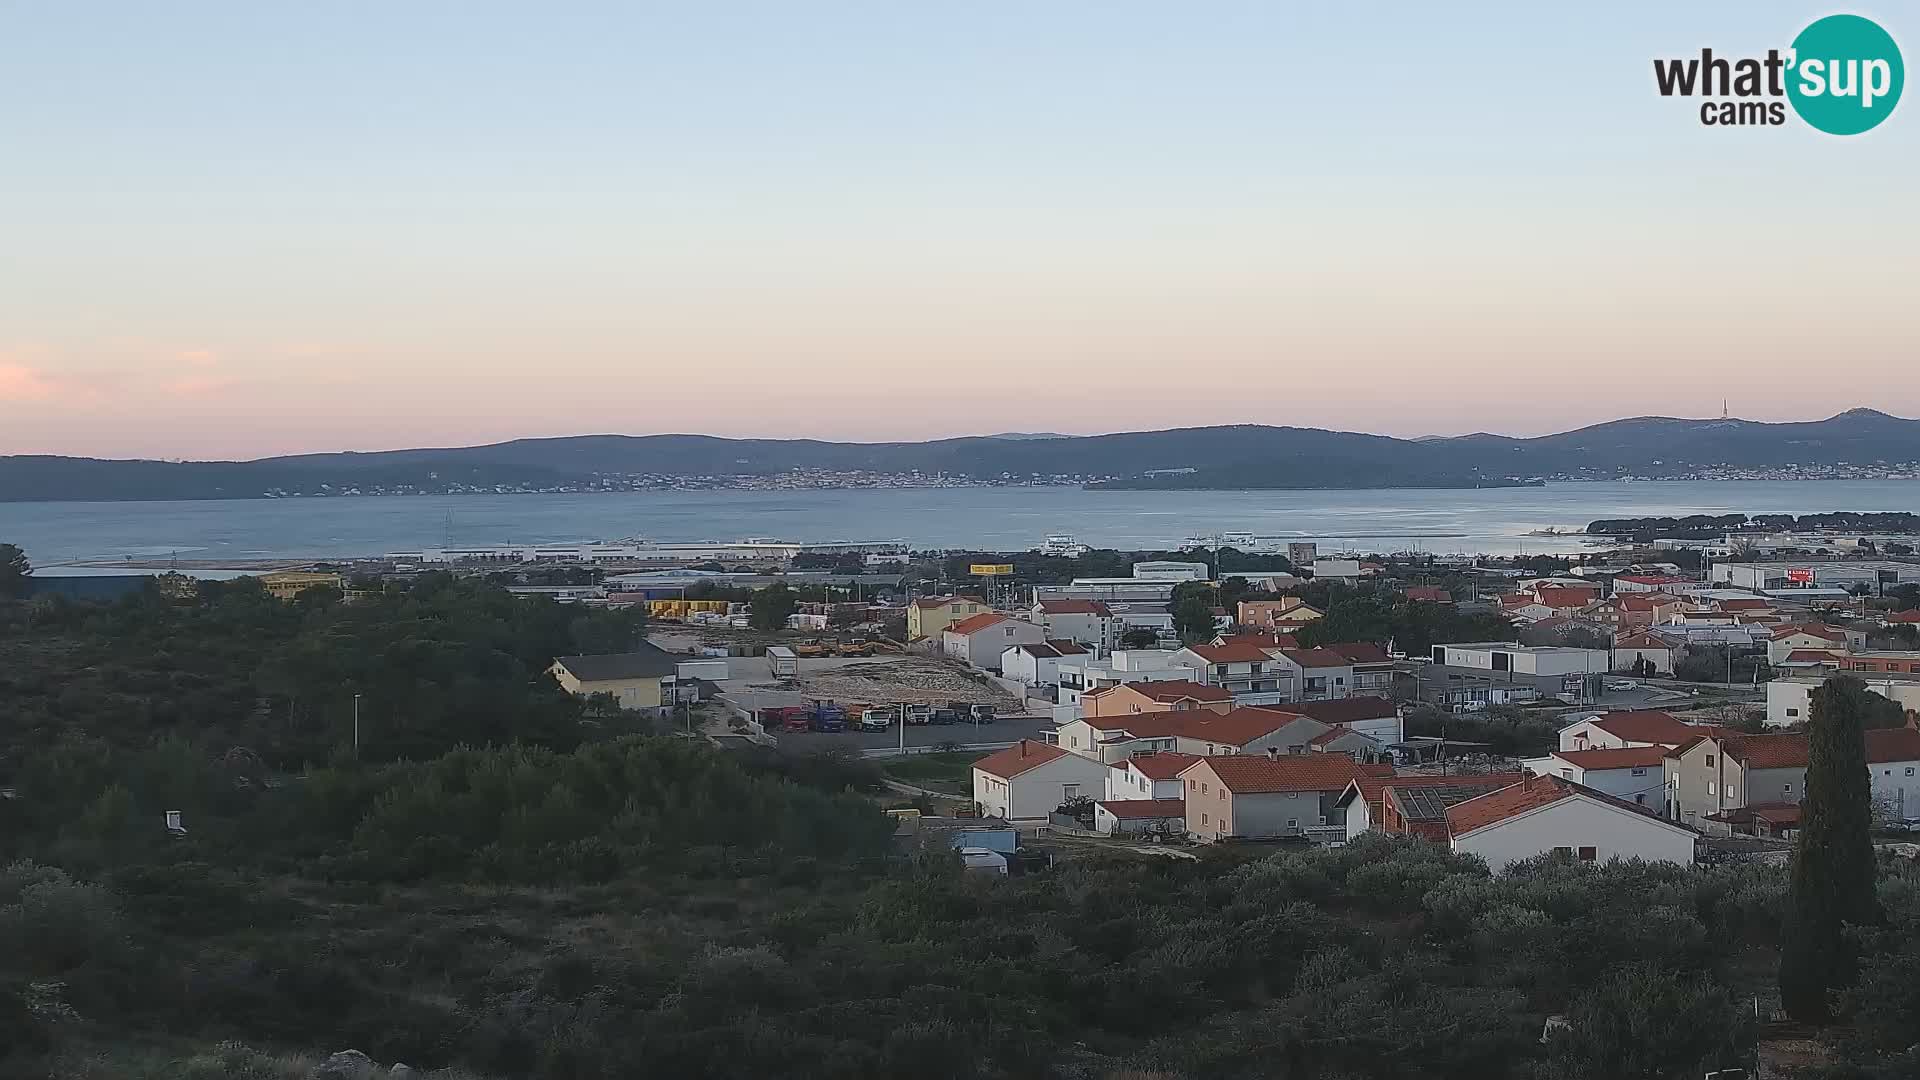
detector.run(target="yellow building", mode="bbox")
[549,644,680,714]
[259,570,344,601]
[907,595,989,640]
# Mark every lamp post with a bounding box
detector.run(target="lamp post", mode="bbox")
[352,693,362,758]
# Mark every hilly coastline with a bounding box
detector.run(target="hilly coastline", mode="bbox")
[2,410,1917,502]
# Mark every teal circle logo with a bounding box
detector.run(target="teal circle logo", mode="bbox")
[1787,14,1904,134]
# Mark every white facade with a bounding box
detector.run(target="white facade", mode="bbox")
[1452,794,1696,874]
[972,753,1112,821]
[1054,650,1201,704]
[1767,676,1920,728]
[1032,605,1119,651]
[1432,643,1608,677]
[1131,560,1210,582]
[943,618,1046,671]
[1312,559,1363,580]
[1104,761,1187,802]
[1000,644,1081,687]
[1521,754,1665,806]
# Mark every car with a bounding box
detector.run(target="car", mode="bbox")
[1605,678,1639,692]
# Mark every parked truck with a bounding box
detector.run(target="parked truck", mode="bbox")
[806,700,847,733]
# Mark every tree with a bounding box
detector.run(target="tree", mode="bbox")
[0,544,29,599]
[750,582,799,632]
[1119,627,1160,650]
[1780,675,1883,1022]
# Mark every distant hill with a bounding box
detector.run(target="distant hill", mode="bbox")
[3,410,1917,501]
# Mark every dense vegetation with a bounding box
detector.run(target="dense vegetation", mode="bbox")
[1587,511,1920,538]
[6,565,1920,1078]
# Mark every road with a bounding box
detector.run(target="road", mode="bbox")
[774,713,1055,755]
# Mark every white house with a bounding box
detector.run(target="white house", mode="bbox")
[1556,710,1703,752]
[1093,798,1187,836]
[1766,675,1920,728]
[1000,640,1088,686]
[971,740,1113,821]
[1520,746,1668,808]
[1611,631,1675,676]
[1445,774,1696,873]
[1054,649,1199,706]
[1765,624,1858,665]
[1312,559,1363,581]
[1104,751,1202,802]
[1031,599,1120,651]
[1276,696,1405,744]
[942,613,1046,672]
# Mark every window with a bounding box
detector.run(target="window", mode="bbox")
[1218,790,1225,801]
[1578,846,1597,862]
[1727,785,1736,799]
[1634,793,1646,805]
[1201,813,1209,825]
[1908,767,1916,777]
[1631,767,1647,776]
[1286,819,1298,829]
[1705,755,1715,767]
[1783,783,1793,794]
[1707,781,1716,796]
[1553,846,1572,856]
[1787,708,1799,717]
[1201,782,1209,794]
[1318,816,1328,826]
[1063,785,1079,800]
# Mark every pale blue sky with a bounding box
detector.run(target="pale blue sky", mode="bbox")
[2,2,1914,457]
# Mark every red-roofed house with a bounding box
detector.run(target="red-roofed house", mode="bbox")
[907,595,989,639]
[1521,745,1668,808]
[1319,641,1396,693]
[1335,772,1527,841]
[1266,696,1404,743]
[1614,574,1695,593]
[942,613,1044,671]
[1881,609,1920,628]
[1404,586,1453,604]
[1557,710,1708,753]
[972,740,1112,821]
[1168,642,1296,704]
[1081,679,1234,719]
[1105,751,1204,801]
[1236,597,1323,632]
[1030,598,1120,651]
[1611,631,1675,676]
[1180,755,1389,841]
[1767,623,1862,665]
[1273,648,1356,701]
[1665,724,1920,825]
[1058,702,1330,762]
[1093,798,1187,836]
[1583,593,1684,630]
[1444,774,1696,872]
[1211,630,1300,650]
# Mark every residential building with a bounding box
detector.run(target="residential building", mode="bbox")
[1714,559,1920,592]
[1181,755,1388,841]
[1522,746,1668,808]
[1236,597,1324,631]
[1766,623,1859,665]
[1306,725,1389,761]
[1879,609,1920,628]
[942,613,1045,671]
[1839,650,1920,676]
[1286,542,1318,566]
[1104,751,1203,801]
[1613,574,1695,593]
[259,570,344,601]
[1055,712,1190,762]
[1270,696,1404,743]
[1404,586,1453,603]
[1611,631,1676,675]
[1170,642,1294,705]
[1336,772,1526,841]
[1321,641,1395,694]
[1093,798,1187,836]
[1582,593,1683,630]
[1000,640,1088,686]
[1054,649,1199,706]
[1080,679,1232,719]
[971,740,1112,821]
[1664,725,1920,825]
[1031,598,1120,651]
[1432,642,1609,676]
[549,644,680,715]
[1421,642,1607,705]
[907,595,988,639]
[1446,774,1697,873]
[1557,710,1714,753]
[1170,708,1333,758]
[1766,674,1920,728]
[1272,648,1356,701]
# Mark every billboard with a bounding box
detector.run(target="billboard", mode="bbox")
[1786,568,1815,584]
[970,563,1014,576]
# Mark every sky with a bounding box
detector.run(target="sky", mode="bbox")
[2,1,1916,459]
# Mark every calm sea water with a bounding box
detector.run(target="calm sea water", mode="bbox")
[5,480,1919,566]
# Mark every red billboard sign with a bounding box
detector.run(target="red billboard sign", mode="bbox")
[1786,568,1815,584]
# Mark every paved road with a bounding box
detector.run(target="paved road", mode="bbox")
[775,714,1054,755]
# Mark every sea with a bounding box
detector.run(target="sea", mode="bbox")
[5,480,1919,567]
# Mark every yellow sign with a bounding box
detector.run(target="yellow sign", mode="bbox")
[970,563,1014,576]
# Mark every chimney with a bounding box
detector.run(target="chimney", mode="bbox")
[1266,746,1279,759]
[1020,741,1029,757]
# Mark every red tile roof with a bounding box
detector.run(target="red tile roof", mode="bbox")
[972,739,1070,779]
[1886,610,1920,624]
[1215,632,1300,650]
[1323,642,1392,664]
[1535,587,1597,608]
[1771,623,1846,641]
[1339,771,1525,821]
[1191,755,1390,794]
[1692,729,1920,770]
[1782,649,1844,664]
[1614,631,1672,650]
[946,612,1009,635]
[1175,708,1315,748]
[1037,599,1113,616]
[1618,574,1690,586]
[1096,798,1186,820]
[1444,774,1577,835]
[1716,598,1773,611]
[1120,751,1204,779]
[1552,746,1669,770]
[1404,586,1452,602]
[1279,648,1355,669]
[1263,696,1398,725]
[1309,724,1378,747]
[1125,679,1233,704]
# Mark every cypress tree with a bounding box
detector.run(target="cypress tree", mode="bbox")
[1779,675,1882,1022]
